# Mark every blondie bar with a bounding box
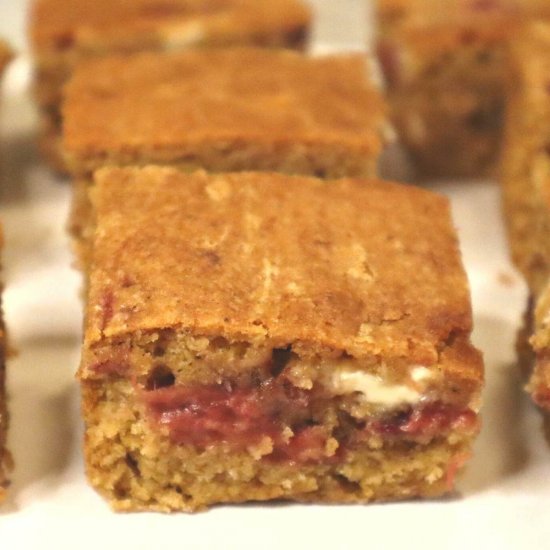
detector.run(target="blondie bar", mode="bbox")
[63,48,388,266]
[63,49,386,177]
[29,0,311,170]
[0,228,9,502]
[501,21,550,409]
[376,0,550,180]
[80,166,483,512]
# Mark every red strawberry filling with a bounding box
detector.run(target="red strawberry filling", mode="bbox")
[142,378,477,464]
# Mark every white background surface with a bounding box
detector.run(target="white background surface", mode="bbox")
[0,1,546,549]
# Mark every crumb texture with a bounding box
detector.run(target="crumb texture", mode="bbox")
[82,379,475,512]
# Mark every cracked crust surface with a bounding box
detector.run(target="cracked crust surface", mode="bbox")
[84,167,481,385]
[62,49,386,177]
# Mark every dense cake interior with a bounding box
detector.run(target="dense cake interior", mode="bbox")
[81,330,479,510]
[83,330,479,466]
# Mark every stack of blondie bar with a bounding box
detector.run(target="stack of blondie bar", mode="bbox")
[27,0,485,511]
[29,0,312,171]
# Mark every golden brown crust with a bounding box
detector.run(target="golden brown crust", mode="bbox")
[84,167,481,384]
[62,49,386,177]
[30,0,311,54]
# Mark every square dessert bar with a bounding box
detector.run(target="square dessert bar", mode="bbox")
[376,0,550,180]
[29,0,312,170]
[80,166,483,512]
[63,49,387,178]
[501,22,550,409]
[0,228,10,502]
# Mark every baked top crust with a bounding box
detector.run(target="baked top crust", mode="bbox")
[62,49,386,168]
[31,0,311,53]
[85,167,480,380]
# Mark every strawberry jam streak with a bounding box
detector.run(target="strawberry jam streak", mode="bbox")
[142,381,477,464]
[142,380,335,463]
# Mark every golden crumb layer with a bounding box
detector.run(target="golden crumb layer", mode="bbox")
[62,49,386,177]
[30,0,311,54]
[84,167,482,380]
[82,378,477,512]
